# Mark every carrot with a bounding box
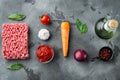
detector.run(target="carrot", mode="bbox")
[60,22,70,57]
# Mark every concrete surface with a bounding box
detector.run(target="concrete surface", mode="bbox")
[0,0,120,80]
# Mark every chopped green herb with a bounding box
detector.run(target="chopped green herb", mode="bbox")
[7,62,24,70]
[76,19,88,33]
[8,13,26,21]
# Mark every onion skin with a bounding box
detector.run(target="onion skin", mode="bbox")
[74,49,88,62]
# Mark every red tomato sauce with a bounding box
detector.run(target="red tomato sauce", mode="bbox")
[36,45,54,62]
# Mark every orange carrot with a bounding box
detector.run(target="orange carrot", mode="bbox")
[60,22,70,57]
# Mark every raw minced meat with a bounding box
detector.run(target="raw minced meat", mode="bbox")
[2,23,29,59]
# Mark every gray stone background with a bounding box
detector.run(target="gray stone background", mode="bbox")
[0,0,120,80]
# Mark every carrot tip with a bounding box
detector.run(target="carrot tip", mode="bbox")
[63,53,68,57]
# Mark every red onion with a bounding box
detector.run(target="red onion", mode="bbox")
[74,49,88,61]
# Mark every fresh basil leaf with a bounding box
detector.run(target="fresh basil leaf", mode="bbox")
[80,24,88,33]
[7,62,24,70]
[8,13,26,21]
[76,19,88,33]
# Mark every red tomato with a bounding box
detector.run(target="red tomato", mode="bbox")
[40,14,51,25]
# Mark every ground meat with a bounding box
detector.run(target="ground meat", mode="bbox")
[2,23,29,59]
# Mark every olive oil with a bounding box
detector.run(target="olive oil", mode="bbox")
[95,18,119,39]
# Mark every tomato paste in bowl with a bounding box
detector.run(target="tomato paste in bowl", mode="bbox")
[36,44,54,63]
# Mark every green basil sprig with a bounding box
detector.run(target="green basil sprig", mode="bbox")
[8,13,26,21]
[7,62,24,70]
[76,19,88,33]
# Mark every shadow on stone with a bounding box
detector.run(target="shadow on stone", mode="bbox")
[108,41,120,63]
[50,6,65,20]
[24,67,41,80]
[24,0,35,5]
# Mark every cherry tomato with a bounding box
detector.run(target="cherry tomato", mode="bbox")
[40,14,51,25]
